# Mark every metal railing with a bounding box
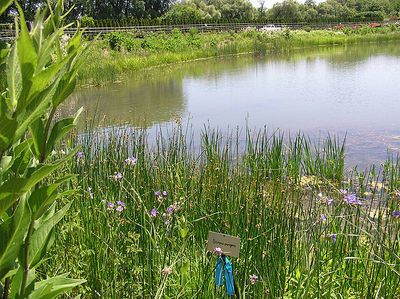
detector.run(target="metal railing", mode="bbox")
[0,21,394,40]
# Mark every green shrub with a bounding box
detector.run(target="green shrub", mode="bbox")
[189,27,199,35]
[304,26,312,32]
[80,15,95,27]
[107,32,140,52]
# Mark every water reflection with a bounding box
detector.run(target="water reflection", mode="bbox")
[69,76,185,127]
[67,41,400,166]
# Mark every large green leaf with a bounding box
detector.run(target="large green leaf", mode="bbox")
[0,0,13,15]
[36,27,65,71]
[0,46,9,66]
[28,60,68,102]
[52,74,76,107]
[6,39,22,110]
[10,266,36,298]
[11,139,33,176]
[29,117,46,160]
[46,107,82,157]
[0,150,77,214]
[0,99,18,151]
[0,155,12,173]
[28,201,72,268]
[0,116,17,151]
[30,273,86,299]
[15,3,38,114]
[28,175,75,219]
[14,82,56,142]
[0,197,31,280]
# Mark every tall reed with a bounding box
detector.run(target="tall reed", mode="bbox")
[44,125,400,298]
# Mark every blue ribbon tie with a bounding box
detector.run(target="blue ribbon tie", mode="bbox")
[215,255,235,296]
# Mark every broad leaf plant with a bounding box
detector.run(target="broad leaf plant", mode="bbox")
[0,1,87,298]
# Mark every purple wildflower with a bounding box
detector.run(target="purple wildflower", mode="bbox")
[107,202,115,210]
[155,191,161,197]
[113,172,123,181]
[321,214,327,222]
[249,274,258,285]
[345,194,362,205]
[166,206,174,215]
[162,191,168,197]
[115,205,124,212]
[213,247,223,256]
[340,189,348,195]
[116,200,125,207]
[331,234,337,243]
[124,157,137,166]
[76,151,84,164]
[392,211,400,218]
[150,208,158,217]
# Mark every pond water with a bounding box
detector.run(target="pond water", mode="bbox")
[69,42,400,167]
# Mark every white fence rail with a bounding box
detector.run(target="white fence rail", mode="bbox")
[0,21,393,40]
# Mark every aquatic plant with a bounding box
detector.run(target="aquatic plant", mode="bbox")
[41,125,400,298]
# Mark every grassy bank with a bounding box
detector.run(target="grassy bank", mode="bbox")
[43,126,400,298]
[80,25,400,86]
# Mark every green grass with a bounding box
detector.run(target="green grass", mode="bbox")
[79,26,400,86]
[43,126,400,298]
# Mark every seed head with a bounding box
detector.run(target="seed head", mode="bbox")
[161,267,172,276]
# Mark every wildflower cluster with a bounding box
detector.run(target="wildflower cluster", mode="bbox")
[162,202,181,225]
[154,190,168,202]
[107,200,126,212]
[149,200,181,225]
[344,193,362,206]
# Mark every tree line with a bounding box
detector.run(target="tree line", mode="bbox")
[1,0,400,24]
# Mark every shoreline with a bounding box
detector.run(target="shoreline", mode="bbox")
[78,28,400,87]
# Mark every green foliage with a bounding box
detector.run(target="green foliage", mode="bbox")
[82,27,400,85]
[106,29,204,53]
[107,32,142,51]
[1,0,398,25]
[79,15,95,27]
[0,0,87,297]
[162,3,206,24]
[44,125,400,297]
